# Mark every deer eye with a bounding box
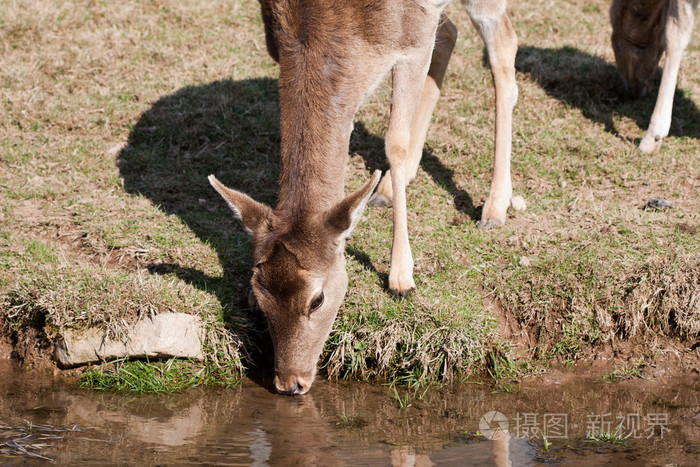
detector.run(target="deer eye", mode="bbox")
[310,292,324,312]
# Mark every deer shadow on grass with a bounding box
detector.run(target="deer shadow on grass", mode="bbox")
[117,77,476,366]
[516,45,700,142]
[118,78,282,365]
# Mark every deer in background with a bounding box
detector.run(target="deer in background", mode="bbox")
[611,0,699,153]
[210,0,518,395]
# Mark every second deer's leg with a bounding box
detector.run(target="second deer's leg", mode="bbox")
[372,16,458,207]
[385,53,435,297]
[464,0,518,228]
[639,0,698,153]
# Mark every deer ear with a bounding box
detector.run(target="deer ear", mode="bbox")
[325,170,381,246]
[208,175,273,236]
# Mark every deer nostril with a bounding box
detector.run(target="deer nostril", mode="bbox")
[295,380,311,395]
[274,379,303,396]
[276,382,302,396]
[274,374,311,396]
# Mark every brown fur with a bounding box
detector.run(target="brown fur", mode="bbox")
[611,0,669,96]
[211,0,519,394]
[610,0,698,152]
[266,0,439,217]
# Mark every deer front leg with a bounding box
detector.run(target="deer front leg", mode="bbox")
[639,0,698,154]
[372,16,458,207]
[386,55,434,297]
[465,1,519,228]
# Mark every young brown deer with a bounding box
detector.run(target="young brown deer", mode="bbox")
[610,0,698,153]
[210,0,518,395]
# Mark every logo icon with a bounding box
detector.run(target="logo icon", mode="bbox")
[479,411,509,440]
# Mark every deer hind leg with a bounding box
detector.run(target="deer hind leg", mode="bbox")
[463,0,519,228]
[385,52,436,297]
[639,0,698,154]
[372,16,458,207]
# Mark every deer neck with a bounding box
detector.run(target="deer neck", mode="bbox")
[275,57,360,217]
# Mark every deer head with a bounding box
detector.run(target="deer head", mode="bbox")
[610,0,668,97]
[209,171,380,395]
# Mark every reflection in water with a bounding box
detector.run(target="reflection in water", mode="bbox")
[248,428,271,465]
[493,431,511,467]
[0,360,698,465]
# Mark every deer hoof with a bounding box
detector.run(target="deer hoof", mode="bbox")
[477,218,504,230]
[388,272,415,298]
[369,193,392,208]
[639,133,662,154]
[390,286,415,299]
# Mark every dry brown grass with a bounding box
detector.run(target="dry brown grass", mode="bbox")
[488,243,699,359]
[621,252,700,338]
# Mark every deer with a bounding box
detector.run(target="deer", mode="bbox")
[209,0,519,395]
[610,0,699,153]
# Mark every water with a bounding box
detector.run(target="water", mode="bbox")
[1,360,698,465]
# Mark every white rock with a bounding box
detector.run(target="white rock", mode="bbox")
[106,142,126,157]
[55,313,204,368]
[510,195,527,212]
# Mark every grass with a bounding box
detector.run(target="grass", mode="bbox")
[586,430,630,445]
[388,382,433,409]
[541,433,552,451]
[0,0,698,388]
[604,360,647,382]
[79,357,241,393]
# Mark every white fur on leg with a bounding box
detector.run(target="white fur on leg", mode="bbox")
[639,0,698,153]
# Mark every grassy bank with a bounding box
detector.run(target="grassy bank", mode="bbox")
[1,0,698,389]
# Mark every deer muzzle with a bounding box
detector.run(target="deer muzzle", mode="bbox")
[273,372,313,396]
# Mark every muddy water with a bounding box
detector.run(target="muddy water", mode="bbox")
[1,361,698,465]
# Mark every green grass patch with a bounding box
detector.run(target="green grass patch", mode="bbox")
[586,430,630,445]
[604,360,647,382]
[79,357,241,393]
